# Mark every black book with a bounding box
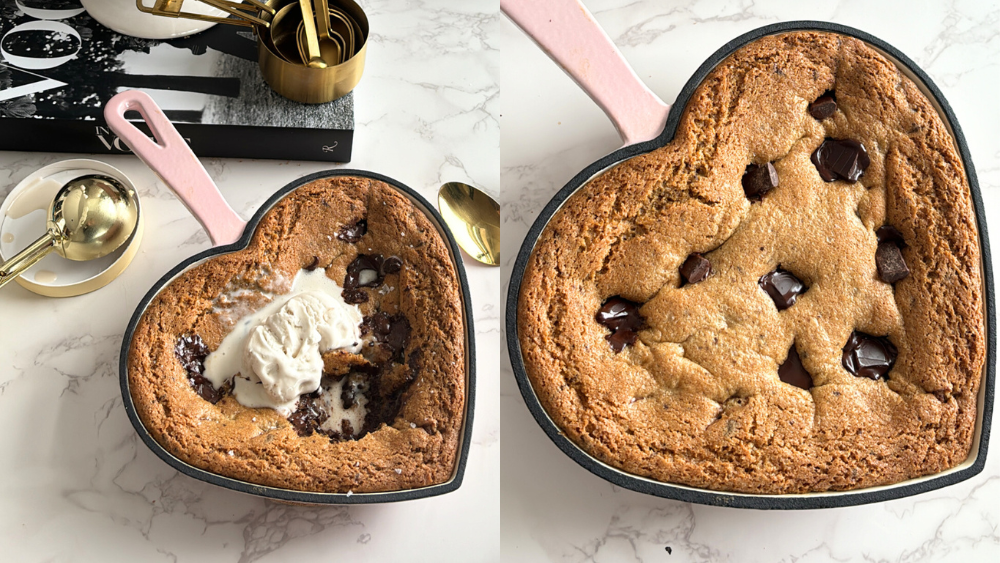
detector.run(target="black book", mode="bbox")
[0,0,353,161]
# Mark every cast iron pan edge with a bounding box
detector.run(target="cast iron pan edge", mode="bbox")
[120,169,476,504]
[505,21,994,510]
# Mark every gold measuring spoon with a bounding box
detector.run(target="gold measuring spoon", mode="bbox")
[438,182,500,266]
[327,3,355,59]
[0,174,139,289]
[296,0,327,68]
[314,0,344,65]
[271,2,305,64]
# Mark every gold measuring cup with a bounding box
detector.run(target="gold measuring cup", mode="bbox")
[137,0,368,103]
[256,0,368,103]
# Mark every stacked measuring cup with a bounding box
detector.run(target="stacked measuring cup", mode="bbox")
[137,0,368,103]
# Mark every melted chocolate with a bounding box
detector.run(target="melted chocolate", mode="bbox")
[287,391,329,436]
[336,219,367,243]
[596,296,646,353]
[174,334,227,404]
[759,268,806,310]
[811,138,870,183]
[778,345,813,390]
[842,331,897,380]
[362,312,412,361]
[381,256,403,275]
[340,372,369,409]
[344,254,384,289]
[341,254,404,303]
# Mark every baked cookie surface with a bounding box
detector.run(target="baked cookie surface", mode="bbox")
[128,176,465,493]
[517,31,984,493]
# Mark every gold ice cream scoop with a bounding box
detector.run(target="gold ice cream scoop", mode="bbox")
[0,174,139,289]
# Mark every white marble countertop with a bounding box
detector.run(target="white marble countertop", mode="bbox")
[0,1,499,561]
[500,1,999,562]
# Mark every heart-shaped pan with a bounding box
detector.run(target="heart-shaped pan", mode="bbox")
[106,91,475,504]
[504,11,994,509]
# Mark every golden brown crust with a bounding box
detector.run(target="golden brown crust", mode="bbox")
[128,176,465,493]
[517,32,984,493]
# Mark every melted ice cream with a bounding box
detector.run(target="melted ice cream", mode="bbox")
[203,269,362,415]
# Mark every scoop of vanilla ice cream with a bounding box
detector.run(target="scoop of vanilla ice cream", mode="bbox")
[242,291,363,404]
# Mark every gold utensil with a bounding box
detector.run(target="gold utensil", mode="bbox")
[327,3,355,58]
[0,175,139,289]
[255,0,369,103]
[270,2,304,63]
[296,0,327,68]
[315,0,344,65]
[437,182,500,266]
[346,2,364,55]
[139,0,368,102]
[136,0,274,27]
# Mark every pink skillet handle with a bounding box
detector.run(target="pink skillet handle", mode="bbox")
[104,90,247,246]
[501,0,670,146]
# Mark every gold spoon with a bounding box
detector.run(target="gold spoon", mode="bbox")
[327,3,355,59]
[296,0,327,68]
[314,0,344,65]
[437,182,500,266]
[0,174,139,289]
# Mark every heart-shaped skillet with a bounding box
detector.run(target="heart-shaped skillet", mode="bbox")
[107,92,475,504]
[505,16,993,509]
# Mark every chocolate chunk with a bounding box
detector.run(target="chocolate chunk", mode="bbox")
[759,268,806,310]
[189,375,226,405]
[811,138,870,183]
[384,319,411,352]
[304,256,321,271]
[742,162,779,200]
[680,253,712,284]
[336,219,367,243]
[342,288,368,304]
[360,364,416,437]
[381,256,403,275]
[344,254,384,289]
[808,94,837,120]
[875,225,906,247]
[810,147,837,182]
[362,312,411,360]
[343,254,389,302]
[778,345,812,390]
[175,334,209,376]
[842,331,897,380]
[287,391,328,436]
[174,334,227,404]
[341,419,355,438]
[876,242,910,283]
[596,296,646,353]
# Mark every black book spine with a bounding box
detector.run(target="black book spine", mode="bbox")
[0,117,353,162]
